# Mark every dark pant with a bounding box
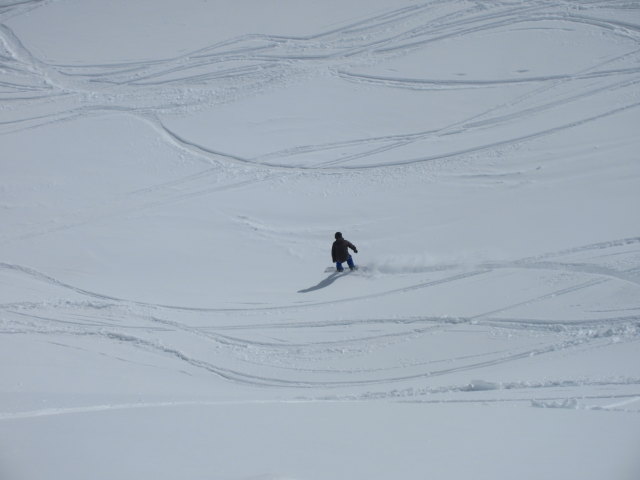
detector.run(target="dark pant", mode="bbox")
[336,255,355,271]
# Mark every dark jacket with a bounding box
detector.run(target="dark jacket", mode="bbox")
[332,238,357,263]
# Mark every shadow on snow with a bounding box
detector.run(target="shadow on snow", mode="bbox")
[298,271,350,293]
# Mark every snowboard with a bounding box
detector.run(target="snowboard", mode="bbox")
[324,265,365,273]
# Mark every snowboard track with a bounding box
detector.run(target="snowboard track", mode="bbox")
[1,0,639,170]
[2,237,639,397]
[1,0,639,412]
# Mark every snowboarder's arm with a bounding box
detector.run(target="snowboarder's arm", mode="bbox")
[347,241,358,253]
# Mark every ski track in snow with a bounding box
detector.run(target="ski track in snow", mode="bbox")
[1,0,640,169]
[1,238,639,404]
[1,0,640,421]
[0,1,638,243]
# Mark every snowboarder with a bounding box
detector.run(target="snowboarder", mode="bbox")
[332,232,358,272]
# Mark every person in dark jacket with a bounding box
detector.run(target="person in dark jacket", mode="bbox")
[332,232,358,272]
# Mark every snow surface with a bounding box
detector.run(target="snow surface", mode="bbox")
[1,1,640,479]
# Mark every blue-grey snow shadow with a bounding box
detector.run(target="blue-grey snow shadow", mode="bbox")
[298,271,347,293]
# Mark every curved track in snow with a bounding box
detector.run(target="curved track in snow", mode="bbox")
[2,1,640,169]
[2,238,639,398]
[1,0,639,423]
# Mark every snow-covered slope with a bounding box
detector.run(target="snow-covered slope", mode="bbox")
[1,1,639,479]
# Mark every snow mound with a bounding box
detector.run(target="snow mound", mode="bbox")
[462,380,501,392]
[531,398,579,409]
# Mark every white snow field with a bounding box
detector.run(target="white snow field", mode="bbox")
[1,0,640,478]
